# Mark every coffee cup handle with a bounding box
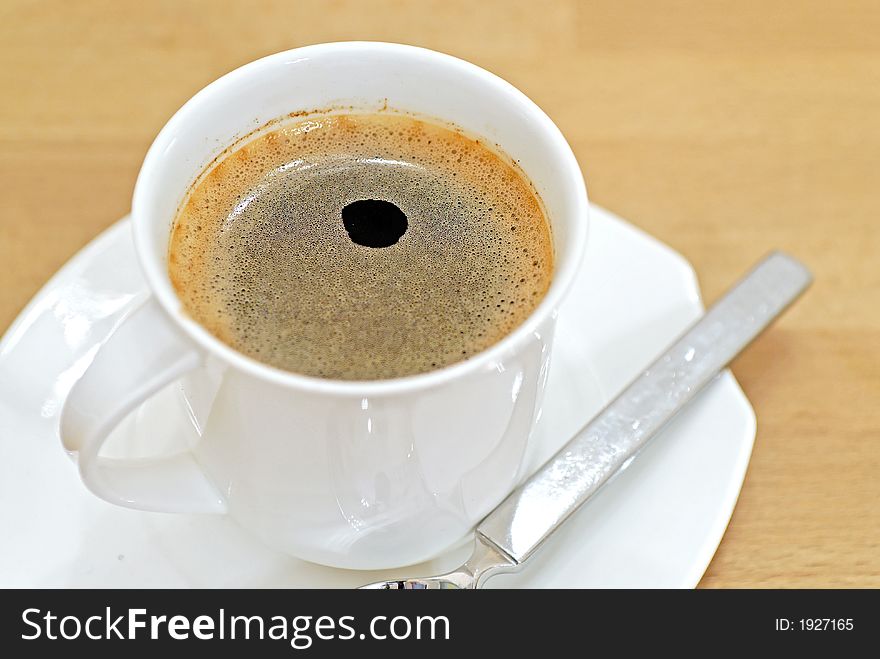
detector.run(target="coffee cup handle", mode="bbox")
[59,296,227,514]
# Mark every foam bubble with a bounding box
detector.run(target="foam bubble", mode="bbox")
[169,114,553,380]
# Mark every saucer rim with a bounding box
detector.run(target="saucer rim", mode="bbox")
[0,206,756,588]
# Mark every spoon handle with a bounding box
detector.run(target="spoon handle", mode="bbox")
[476,251,812,565]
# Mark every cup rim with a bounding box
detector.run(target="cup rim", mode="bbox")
[131,41,588,396]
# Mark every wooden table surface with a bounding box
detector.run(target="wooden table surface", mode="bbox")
[1,1,877,587]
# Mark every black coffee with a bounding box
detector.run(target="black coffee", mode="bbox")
[341,199,408,248]
[169,113,553,380]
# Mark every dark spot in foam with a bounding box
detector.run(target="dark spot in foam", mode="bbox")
[341,199,408,248]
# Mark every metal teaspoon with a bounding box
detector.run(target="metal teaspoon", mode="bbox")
[360,251,812,589]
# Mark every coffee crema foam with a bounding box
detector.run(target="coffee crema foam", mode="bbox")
[169,113,553,380]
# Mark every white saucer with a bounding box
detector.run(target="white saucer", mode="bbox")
[0,205,755,588]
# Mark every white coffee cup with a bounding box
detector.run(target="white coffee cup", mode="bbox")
[60,42,588,569]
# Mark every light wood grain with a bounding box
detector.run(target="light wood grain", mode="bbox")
[1,0,877,587]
